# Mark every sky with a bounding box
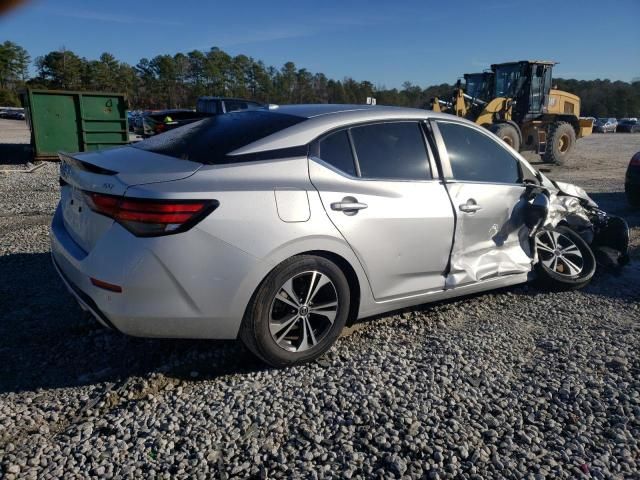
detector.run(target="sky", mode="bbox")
[1,0,639,88]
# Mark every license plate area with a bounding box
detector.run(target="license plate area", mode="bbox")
[62,186,89,239]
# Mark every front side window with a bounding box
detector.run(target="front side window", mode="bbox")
[318,130,357,176]
[350,122,431,180]
[437,122,521,184]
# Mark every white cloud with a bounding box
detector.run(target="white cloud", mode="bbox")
[35,6,183,26]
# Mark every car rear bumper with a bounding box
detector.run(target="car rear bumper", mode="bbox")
[50,203,261,339]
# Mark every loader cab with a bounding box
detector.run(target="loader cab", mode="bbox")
[463,72,494,103]
[492,61,555,122]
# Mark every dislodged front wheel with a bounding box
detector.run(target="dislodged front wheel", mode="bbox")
[534,226,596,290]
[240,255,350,367]
[536,229,585,276]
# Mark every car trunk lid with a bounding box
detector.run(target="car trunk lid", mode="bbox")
[58,147,202,252]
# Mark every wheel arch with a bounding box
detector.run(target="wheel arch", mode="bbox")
[303,250,361,326]
[234,238,372,338]
[547,115,580,135]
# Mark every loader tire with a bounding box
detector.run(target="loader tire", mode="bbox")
[543,121,576,165]
[490,123,520,151]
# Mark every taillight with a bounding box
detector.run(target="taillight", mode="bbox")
[630,152,640,166]
[155,123,166,133]
[85,192,218,237]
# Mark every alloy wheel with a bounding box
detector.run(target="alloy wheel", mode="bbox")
[269,271,339,352]
[535,230,585,277]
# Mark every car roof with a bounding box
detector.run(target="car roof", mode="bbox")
[198,96,262,102]
[229,104,473,155]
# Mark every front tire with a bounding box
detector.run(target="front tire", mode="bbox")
[543,121,576,165]
[240,255,350,367]
[490,123,521,151]
[534,226,596,290]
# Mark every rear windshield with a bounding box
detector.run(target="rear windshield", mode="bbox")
[133,110,306,164]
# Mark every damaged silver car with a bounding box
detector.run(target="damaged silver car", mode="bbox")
[51,105,629,367]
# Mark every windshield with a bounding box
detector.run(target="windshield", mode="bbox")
[494,64,522,98]
[132,110,306,164]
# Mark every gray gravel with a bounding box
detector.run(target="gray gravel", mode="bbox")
[1,120,639,478]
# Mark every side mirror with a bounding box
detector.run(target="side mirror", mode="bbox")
[524,193,549,229]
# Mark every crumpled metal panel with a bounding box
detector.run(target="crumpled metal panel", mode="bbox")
[445,175,614,289]
[546,193,593,230]
[446,229,533,287]
[446,192,533,288]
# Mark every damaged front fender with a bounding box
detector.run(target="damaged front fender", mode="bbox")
[542,180,630,267]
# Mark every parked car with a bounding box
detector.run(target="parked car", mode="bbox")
[196,97,265,115]
[617,119,640,133]
[131,111,148,135]
[626,151,640,207]
[141,109,208,137]
[0,108,25,120]
[127,112,136,132]
[593,118,617,133]
[51,105,629,367]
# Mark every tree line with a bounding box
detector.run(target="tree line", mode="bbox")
[1,40,639,118]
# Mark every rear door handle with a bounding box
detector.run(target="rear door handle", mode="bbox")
[331,197,368,215]
[459,201,482,213]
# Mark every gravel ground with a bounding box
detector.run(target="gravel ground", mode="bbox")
[1,120,639,479]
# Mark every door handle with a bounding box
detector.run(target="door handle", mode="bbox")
[459,200,482,213]
[331,197,368,215]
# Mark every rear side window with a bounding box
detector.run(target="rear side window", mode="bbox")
[437,122,521,184]
[318,130,356,176]
[350,122,431,180]
[133,110,306,164]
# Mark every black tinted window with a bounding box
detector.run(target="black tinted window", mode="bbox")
[197,100,219,114]
[225,100,248,112]
[350,122,430,180]
[133,110,306,164]
[318,130,356,176]
[437,122,520,184]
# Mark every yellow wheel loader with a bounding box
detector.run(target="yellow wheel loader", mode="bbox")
[432,61,593,165]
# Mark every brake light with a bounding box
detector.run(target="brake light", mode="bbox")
[90,277,123,293]
[630,153,640,166]
[155,123,166,133]
[85,192,218,237]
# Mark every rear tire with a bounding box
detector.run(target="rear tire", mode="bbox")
[240,255,350,367]
[490,123,521,151]
[543,121,576,165]
[534,226,596,290]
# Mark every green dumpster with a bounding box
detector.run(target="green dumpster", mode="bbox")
[20,88,129,160]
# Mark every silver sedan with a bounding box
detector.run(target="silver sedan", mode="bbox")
[51,105,628,366]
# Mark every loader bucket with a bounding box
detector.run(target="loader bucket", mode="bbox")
[578,118,594,138]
